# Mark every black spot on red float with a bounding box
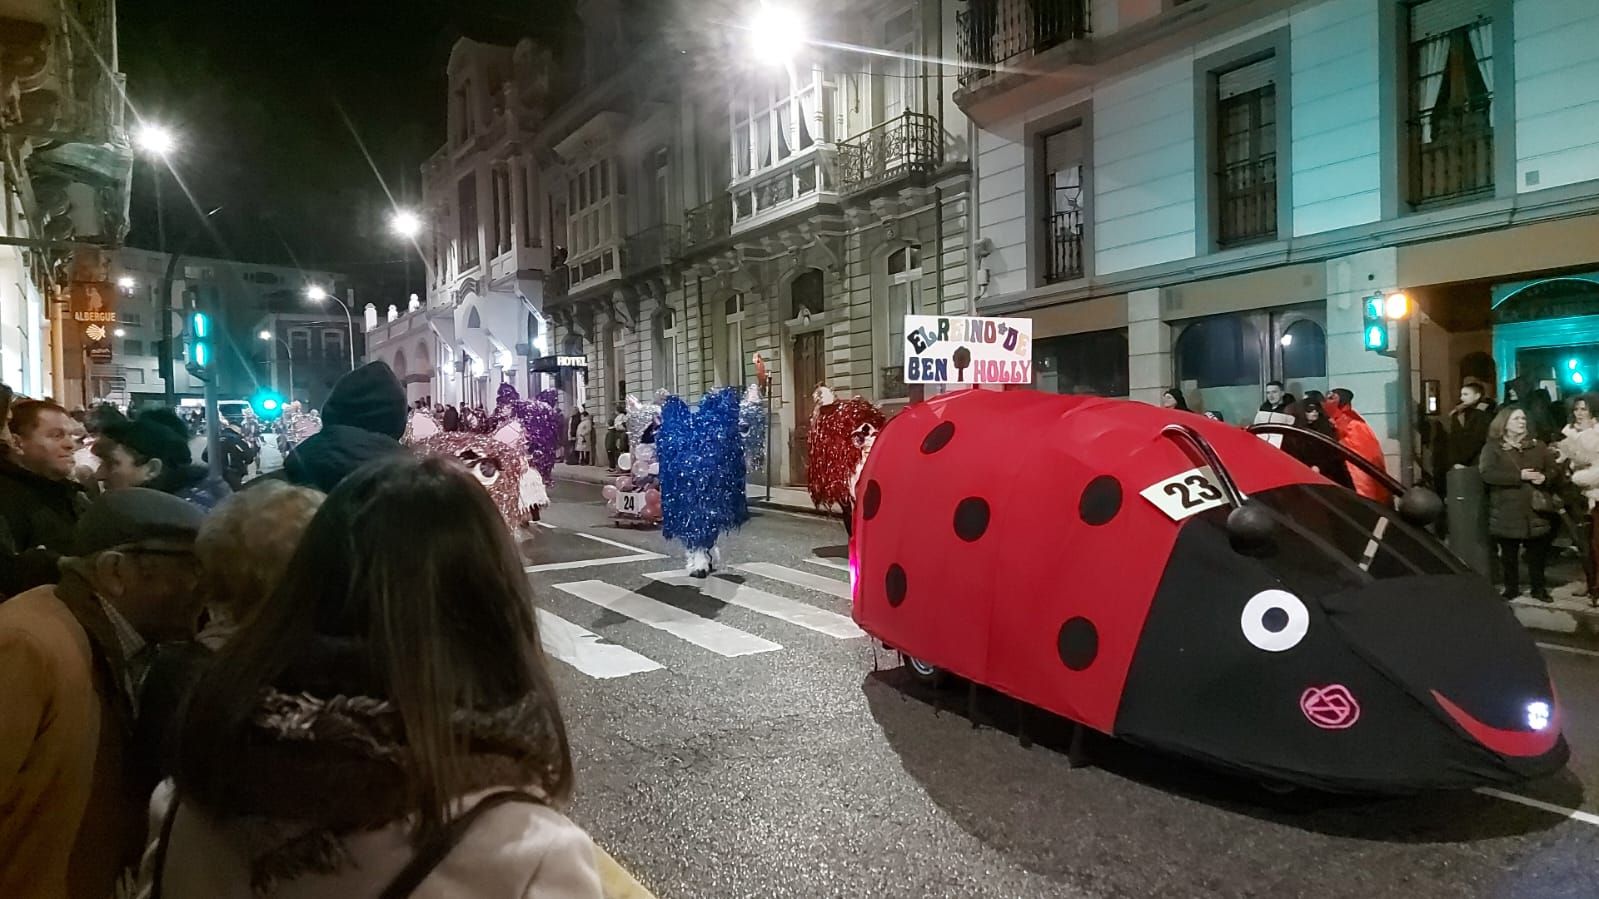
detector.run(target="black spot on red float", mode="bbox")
[953,497,990,542]
[1057,617,1099,671]
[863,480,882,520]
[920,421,956,454]
[1078,475,1122,526]
[886,564,908,607]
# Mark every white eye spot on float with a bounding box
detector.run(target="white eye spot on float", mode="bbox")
[1240,589,1308,652]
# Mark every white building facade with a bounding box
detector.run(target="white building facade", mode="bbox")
[965,0,1599,474]
[364,38,556,410]
[539,0,975,485]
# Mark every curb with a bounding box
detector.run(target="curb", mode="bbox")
[596,845,658,899]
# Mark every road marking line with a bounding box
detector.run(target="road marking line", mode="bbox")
[578,531,655,553]
[554,580,782,657]
[1537,641,1599,659]
[735,561,850,600]
[647,570,864,639]
[596,844,658,899]
[804,557,851,574]
[538,521,557,529]
[526,552,664,573]
[1475,788,1599,827]
[536,609,662,679]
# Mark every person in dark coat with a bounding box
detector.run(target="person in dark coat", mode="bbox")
[1260,380,1296,415]
[1480,406,1561,601]
[267,362,409,493]
[1160,388,1189,412]
[1286,397,1355,490]
[0,399,87,597]
[96,409,232,510]
[1446,380,1495,470]
[442,403,461,432]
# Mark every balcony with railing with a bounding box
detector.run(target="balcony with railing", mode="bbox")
[622,224,682,275]
[957,0,1090,87]
[729,146,838,233]
[837,112,942,196]
[1410,102,1494,207]
[683,195,732,252]
[1043,208,1084,283]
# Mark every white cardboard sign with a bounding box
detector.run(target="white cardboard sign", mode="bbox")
[903,315,1034,385]
[618,491,647,515]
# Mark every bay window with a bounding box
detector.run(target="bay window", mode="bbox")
[730,70,822,181]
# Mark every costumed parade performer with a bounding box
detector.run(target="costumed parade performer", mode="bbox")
[278,401,323,455]
[403,407,548,529]
[656,387,748,577]
[805,383,885,534]
[489,382,561,483]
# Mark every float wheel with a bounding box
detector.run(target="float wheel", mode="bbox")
[902,653,950,688]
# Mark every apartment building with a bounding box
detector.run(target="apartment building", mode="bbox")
[965,0,1599,472]
[107,250,347,407]
[539,0,974,486]
[364,37,555,409]
[0,0,131,404]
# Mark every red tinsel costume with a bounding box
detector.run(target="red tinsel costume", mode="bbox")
[806,385,885,513]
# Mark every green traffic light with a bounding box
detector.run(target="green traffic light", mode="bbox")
[192,312,210,339]
[192,342,209,367]
[1365,324,1386,350]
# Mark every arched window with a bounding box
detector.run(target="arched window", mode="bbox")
[1280,319,1327,379]
[1175,313,1261,389]
[466,306,482,329]
[791,268,824,319]
[393,349,409,382]
[724,294,746,387]
[885,246,922,371]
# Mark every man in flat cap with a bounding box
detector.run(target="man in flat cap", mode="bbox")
[0,488,205,899]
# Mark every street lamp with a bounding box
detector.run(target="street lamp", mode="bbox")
[113,328,126,338]
[134,123,177,157]
[136,121,179,404]
[305,284,356,370]
[746,2,807,64]
[259,329,295,398]
[390,209,422,238]
[116,276,136,291]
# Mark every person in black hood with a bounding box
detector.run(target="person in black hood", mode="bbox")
[1285,397,1355,490]
[96,408,232,510]
[275,361,409,492]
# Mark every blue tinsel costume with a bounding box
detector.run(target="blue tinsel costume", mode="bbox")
[657,388,749,560]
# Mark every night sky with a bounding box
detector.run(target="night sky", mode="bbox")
[118,1,576,296]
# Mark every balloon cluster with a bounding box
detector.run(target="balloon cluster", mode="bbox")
[657,388,749,576]
[602,443,663,524]
[737,383,767,472]
[489,383,560,481]
[806,384,885,513]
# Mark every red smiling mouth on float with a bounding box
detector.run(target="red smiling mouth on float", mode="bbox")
[1429,690,1561,758]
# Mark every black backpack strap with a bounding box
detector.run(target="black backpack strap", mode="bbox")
[379,790,543,899]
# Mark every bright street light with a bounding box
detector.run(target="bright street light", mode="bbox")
[390,209,422,239]
[258,330,273,341]
[747,2,806,64]
[306,285,329,301]
[116,276,136,290]
[113,328,126,338]
[135,123,177,157]
[305,285,356,370]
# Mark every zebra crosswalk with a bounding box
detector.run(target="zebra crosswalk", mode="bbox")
[536,561,860,681]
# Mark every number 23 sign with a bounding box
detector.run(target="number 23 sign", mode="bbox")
[1140,467,1230,522]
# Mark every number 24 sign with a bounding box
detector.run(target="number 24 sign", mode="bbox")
[1139,467,1230,522]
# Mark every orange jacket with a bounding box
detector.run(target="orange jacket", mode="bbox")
[1329,406,1392,504]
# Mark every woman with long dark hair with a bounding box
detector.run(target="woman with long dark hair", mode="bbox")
[153,455,598,896]
[1286,397,1355,490]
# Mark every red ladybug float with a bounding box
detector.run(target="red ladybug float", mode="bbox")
[850,388,1567,793]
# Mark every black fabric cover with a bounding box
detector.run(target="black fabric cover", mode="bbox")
[1114,488,1567,793]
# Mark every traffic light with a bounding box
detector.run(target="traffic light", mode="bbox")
[1568,357,1588,387]
[1362,295,1389,354]
[251,388,285,420]
[185,310,213,380]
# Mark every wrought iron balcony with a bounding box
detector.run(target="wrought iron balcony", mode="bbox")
[957,0,1091,87]
[622,224,681,275]
[683,194,732,251]
[1043,208,1084,283]
[837,112,942,196]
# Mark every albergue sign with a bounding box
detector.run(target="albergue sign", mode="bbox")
[903,315,1033,385]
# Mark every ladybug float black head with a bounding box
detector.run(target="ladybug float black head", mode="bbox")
[852,389,1566,793]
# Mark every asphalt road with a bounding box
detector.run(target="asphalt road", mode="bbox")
[531,479,1599,899]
